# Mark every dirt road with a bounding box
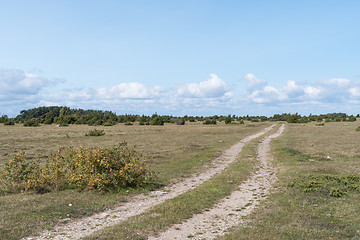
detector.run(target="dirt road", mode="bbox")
[23,124,277,240]
[150,124,284,239]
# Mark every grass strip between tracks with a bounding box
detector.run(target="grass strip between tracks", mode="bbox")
[83,126,279,240]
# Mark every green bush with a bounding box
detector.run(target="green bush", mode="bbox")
[85,129,105,136]
[124,122,133,126]
[150,116,164,125]
[175,118,185,125]
[203,119,216,125]
[4,119,15,125]
[103,121,115,126]
[288,174,360,198]
[23,118,40,127]
[0,143,156,194]
[356,126,360,131]
[225,115,232,124]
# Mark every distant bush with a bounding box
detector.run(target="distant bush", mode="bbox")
[124,122,133,126]
[239,120,245,124]
[203,119,216,125]
[103,121,115,126]
[349,116,357,122]
[23,119,40,127]
[0,143,156,194]
[85,129,105,136]
[4,119,15,125]
[150,116,164,125]
[356,126,360,131]
[225,115,232,124]
[175,118,185,125]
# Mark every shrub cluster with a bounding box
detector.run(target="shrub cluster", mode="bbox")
[85,129,105,136]
[288,174,360,197]
[203,119,217,125]
[0,143,156,194]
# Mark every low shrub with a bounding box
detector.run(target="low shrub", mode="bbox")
[203,119,216,125]
[0,143,156,194]
[175,118,185,125]
[150,116,164,125]
[85,129,105,136]
[288,174,360,197]
[103,121,115,126]
[4,119,15,125]
[356,126,360,131]
[124,122,133,126]
[23,118,40,127]
[225,115,232,124]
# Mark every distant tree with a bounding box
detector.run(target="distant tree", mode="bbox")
[225,115,232,124]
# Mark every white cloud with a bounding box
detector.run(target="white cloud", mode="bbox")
[304,86,321,98]
[244,73,267,92]
[96,82,162,99]
[323,78,351,88]
[175,74,230,98]
[349,87,360,97]
[0,69,49,95]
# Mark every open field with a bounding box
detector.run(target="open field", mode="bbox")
[0,121,271,240]
[2,121,360,240]
[220,121,360,239]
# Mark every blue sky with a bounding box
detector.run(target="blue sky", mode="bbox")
[1,1,360,117]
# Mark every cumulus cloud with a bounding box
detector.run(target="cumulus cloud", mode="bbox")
[244,73,267,92]
[349,87,360,97]
[0,69,49,96]
[322,78,350,88]
[175,74,230,98]
[242,73,360,111]
[96,82,162,100]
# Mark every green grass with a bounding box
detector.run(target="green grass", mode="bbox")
[220,121,360,239]
[0,121,271,239]
[83,125,274,239]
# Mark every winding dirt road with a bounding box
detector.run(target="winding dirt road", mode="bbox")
[150,124,284,239]
[23,124,278,240]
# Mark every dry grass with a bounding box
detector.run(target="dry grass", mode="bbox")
[221,121,360,239]
[0,121,270,239]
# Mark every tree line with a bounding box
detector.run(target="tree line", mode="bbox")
[0,106,358,126]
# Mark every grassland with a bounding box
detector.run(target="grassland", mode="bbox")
[0,121,270,240]
[221,121,360,239]
[3,121,359,240]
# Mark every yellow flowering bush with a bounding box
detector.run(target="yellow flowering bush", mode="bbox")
[0,142,156,194]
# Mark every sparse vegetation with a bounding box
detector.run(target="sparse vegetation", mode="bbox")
[85,129,105,136]
[203,118,217,125]
[0,120,269,239]
[221,121,360,239]
[0,143,156,194]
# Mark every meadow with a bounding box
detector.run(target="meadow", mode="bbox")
[0,121,270,240]
[1,121,360,239]
[221,121,360,239]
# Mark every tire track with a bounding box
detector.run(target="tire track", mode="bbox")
[150,124,284,240]
[23,125,275,240]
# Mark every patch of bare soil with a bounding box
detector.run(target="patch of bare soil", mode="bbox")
[149,124,284,240]
[23,125,275,240]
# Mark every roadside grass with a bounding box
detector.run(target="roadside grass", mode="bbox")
[0,122,271,239]
[220,121,360,239]
[83,125,281,240]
